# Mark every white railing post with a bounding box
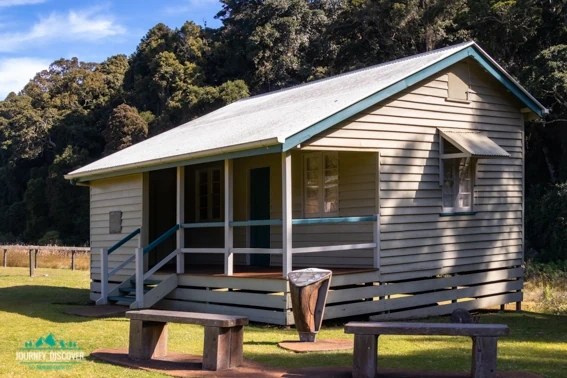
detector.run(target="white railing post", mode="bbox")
[135,247,144,308]
[224,159,234,275]
[282,151,293,277]
[99,248,108,305]
[177,166,185,274]
[373,214,381,270]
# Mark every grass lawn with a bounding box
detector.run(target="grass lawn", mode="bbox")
[0,267,565,378]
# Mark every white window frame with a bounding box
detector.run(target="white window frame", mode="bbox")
[303,152,339,218]
[439,135,476,214]
[195,166,222,221]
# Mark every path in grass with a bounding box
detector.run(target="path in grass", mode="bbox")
[0,267,565,378]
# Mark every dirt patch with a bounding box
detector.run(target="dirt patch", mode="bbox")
[91,348,543,378]
[277,339,353,353]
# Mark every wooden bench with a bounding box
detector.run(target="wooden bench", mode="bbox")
[125,309,248,371]
[345,322,509,378]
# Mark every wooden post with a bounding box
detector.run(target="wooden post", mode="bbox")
[29,249,35,277]
[471,336,498,378]
[224,159,234,276]
[282,152,292,277]
[99,248,109,305]
[202,325,243,371]
[128,319,168,360]
[71,250,76,270]
[2,248,6,267]
[135,247,144,308]
[34,249,38,268]
[516,301,522,311]
[373,214,380,270]
[352,334,378,378]
[176,166,185,274]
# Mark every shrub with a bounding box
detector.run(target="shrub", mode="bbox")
[526,183,567,262]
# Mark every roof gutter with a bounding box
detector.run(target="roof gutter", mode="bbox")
[65,136,283,183]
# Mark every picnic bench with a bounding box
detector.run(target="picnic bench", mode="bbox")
[126,309,248,371]
[344,322,510,378]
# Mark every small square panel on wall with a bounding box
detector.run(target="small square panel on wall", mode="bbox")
[109,211,122,234]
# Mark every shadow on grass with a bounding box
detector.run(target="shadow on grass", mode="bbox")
[244,311,566,378]
[0,285,93,323]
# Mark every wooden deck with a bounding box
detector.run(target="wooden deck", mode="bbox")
[181,265,377,279]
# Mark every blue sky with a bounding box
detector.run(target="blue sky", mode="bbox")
[0,0,223,99]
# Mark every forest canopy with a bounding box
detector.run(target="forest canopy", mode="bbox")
[0,0,565,261]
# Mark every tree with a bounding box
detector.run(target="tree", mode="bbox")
[214,0,329,92]
[103,104,148,154]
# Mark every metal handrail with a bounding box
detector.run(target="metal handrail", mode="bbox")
[143,224,180,254]
[108,228,141,254]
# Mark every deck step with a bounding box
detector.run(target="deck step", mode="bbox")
[108,295,136,304]
[119,287,151,295]
[129,278,162,286]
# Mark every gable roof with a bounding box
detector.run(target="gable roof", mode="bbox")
[66,41,546,182]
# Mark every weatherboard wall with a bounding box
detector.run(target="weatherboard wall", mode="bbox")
[305,60,525,282]
[89,174,143,300]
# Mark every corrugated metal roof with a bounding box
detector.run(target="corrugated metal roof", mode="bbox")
[439,129,511,158]
[66,41,543,181]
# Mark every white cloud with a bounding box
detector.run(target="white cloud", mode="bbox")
[0,57,49,99]
[0,0,46,7]
[0,8,125,52]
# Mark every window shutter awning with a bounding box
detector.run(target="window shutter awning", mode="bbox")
[439,129,511,158]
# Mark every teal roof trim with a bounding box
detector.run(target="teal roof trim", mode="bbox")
[283,46,545,151]
[466,49,545,117]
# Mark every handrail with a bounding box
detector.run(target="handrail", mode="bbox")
[292,216,377,225]
[182,216,378,229]
[182,222,224,229]
[230,219,283,227]
[143,224,180,254]
[108,228,141,254]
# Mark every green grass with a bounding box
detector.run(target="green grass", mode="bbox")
[0,267,566,378]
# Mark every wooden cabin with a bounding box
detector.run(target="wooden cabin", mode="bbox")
[66,42,546,325]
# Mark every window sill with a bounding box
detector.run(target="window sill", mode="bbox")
[439,211,477,217]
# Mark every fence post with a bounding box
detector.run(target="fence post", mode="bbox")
[34,249,38,268]
[135,247,144,309]
[2,249,6,267]
[71,250,76,270]
[29,249,35,277]
[99,248,108,305]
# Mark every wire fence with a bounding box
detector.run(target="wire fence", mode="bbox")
[0,245,90,276]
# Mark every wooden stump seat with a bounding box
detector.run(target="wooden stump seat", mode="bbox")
[344,321,509,378]
[126,309,248,371]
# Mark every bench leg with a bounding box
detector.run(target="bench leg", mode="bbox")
[128,320,168,360]
[352,334,378,378]
[472,336,498,378]
[229,325,244,367]
[202,325,244,370]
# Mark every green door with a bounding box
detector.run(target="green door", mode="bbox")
[250,167,270,267]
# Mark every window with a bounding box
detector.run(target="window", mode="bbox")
[195,167,222,221]
[442,157,474,213]
[440,136,476,214]
[304,152,339,217]
[438,128,510,214]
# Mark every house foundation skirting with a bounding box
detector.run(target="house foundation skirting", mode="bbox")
[129,265,522,326]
